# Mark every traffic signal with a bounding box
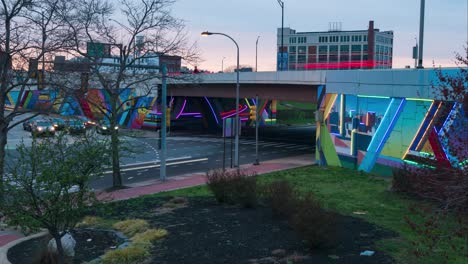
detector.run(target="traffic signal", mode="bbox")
[166,107,171,127]
[249,105,257,121]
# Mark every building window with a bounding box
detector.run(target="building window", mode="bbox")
[289,46,297,53]
[364,35,367,42]
[340,45,349,52]
[329,45,338,52]
[298,46,307,54]
[298,37,307,43]
[289,37,297,44]
[351,45,361,52]
[318,45,328,53]
[298,55,306,63]
[363,44,368,52]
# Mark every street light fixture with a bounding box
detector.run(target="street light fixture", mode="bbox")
[276,0,284,71]
[201,31,240,169]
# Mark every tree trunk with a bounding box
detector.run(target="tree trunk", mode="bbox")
[0,123,7,203]
[111,128,122,188]
[53,234,66,264]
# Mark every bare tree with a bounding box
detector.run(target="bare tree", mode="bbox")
[62,0,198,188]
[0,0,70,201]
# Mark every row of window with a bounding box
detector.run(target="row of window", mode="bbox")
[288,54,392,64]
[289,36,308,44]
[290,45,374,54]
[376,35,392,44]
[318,34,367,43]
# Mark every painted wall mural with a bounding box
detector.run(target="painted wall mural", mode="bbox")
[316,90,467,176]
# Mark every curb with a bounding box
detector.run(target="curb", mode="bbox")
[0,231,48,264]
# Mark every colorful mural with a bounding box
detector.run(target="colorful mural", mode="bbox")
[316,75,467,176]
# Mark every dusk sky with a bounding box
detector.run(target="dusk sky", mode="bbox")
[171,0,468,71]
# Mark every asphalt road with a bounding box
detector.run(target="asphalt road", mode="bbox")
[92,135,315,189]
[4,113,316,190]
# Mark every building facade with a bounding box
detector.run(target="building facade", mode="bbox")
[277,21,393,71]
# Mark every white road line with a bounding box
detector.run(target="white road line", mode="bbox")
[104,157,209,174]
[120,156,192,168]
[285,145,302,149]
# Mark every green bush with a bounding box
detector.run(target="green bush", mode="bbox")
[290,193,337,249]
[113,219,149,237]
[101,245,150,264]
[206,169,258,208]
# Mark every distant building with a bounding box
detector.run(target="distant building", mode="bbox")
[277,20,393,70]
[54,41,181,74]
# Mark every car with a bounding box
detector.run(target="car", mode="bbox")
[51,117,67,131]
[31,120,55,137]
[23,119,35,131]
[96,120,119,135]
[77,116,96,128]
[67,119,86,134]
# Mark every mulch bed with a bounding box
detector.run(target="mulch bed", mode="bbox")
[100,196,397,264]
[7,229,122,264]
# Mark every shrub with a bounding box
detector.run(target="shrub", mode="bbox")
[132,229,168,245]
[101,245,150,264]
[263,180,299,218]
[76,216,105,228]
[113,219,150,237]
[392,164,468,211]
[206,169,258,208]
[289,193,337,249]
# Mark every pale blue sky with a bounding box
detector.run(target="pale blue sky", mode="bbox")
[171,0,468,71]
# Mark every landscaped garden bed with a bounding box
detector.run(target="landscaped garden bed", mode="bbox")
[7,229,123,264]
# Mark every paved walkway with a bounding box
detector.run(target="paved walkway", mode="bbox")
[0,153,315,248]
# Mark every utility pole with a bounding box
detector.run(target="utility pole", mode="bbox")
[276,0,284,71]
[160,64,167,181]
[417,0,425,68]
[254,95,260,165]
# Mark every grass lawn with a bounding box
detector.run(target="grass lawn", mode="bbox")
[95,166,466,264]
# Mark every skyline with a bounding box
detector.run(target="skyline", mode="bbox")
[173,0,468,72]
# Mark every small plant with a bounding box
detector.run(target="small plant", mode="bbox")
[206,169,258,208]
[289,193,337,249]
[77,216,105,228]
[264,180,299,217]
[131,229,168,245]
[113,219,149,237]
[101,245,150,264]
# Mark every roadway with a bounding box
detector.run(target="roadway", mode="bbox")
[5,114,316,190]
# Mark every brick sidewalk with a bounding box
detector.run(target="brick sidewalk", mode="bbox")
[0,154,314,248]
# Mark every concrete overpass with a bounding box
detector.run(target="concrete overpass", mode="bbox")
[168,71,326,103]
[167,68,440,103]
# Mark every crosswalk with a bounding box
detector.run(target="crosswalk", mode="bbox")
[168,137,314,151]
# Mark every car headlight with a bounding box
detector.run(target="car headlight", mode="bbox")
[50,127,55,131]
[37,127,43,131]
[102,127,108,130]
[114,126,119,130]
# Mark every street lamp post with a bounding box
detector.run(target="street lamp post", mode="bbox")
[276,0,284,71]
[201,31,240,169]
[255,36,260,72]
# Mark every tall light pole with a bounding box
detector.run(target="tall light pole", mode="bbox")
[417,0,425,69]
[201,31,240,169]
[255,36,260,72]
[276,0,284,71]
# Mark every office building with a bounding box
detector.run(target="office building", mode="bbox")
[277,21,393,70]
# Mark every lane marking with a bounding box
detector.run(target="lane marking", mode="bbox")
[104,157,209,174]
